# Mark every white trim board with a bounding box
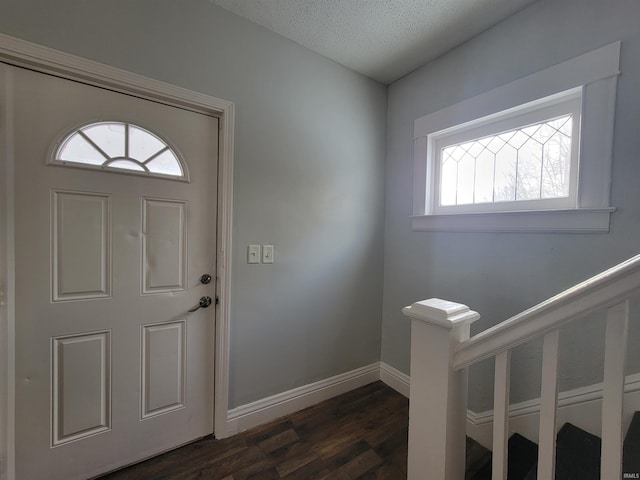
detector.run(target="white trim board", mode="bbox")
[413,42,620,140]
[0,33,235,480]
[411,41,620,233]
[0,63,16,480]
[227,363,381,435]
[222,361,640,451]
[379,362,410,398]
[226,362,409,436]
[469,372,640,425]
[467,372,640,449]
[376,362,640,451]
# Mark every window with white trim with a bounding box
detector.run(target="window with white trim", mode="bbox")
[50,121,188,181]
[412,42,620,233]
[434,92,580,214]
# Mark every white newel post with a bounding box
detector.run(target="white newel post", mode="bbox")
[403,298,480,480]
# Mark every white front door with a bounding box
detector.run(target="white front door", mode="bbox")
[7,64,218,479]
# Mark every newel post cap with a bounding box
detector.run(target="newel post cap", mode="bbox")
[402,298,480,329]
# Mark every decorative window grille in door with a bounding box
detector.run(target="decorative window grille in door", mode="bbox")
[51,121,188,181]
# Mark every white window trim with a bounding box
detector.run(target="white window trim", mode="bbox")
[412,41,620,233]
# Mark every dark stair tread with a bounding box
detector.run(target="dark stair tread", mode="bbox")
[508,433,539,479]
[555,422,601,480]
[467,433,537,480]
[522,423,602,480]
[465,412,640,480]
[467,423,609,480]
[624,411,640,478]
[465,416,640,480]
[466,436,491,480]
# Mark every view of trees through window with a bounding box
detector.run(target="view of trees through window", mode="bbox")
[439,115,573,207]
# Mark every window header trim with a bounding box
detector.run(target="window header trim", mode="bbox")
[411,42,620,233]
[414,42,620,140]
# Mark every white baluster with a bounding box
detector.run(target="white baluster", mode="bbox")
[492,350,511,480]
[538,329,560,480]
[601,300,629,480]
[402,298,479,480]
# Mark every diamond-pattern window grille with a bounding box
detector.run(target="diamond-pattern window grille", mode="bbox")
[440,115,573,206]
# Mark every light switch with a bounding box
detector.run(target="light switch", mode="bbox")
[247,245,261,264]
[262,245,274,264]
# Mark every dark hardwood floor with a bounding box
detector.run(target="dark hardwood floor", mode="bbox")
[99,381,409,480]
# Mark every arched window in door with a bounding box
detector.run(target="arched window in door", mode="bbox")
[51,121,188,181]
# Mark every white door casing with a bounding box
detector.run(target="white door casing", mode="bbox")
[0,38,233,478]
[0,33,235,480]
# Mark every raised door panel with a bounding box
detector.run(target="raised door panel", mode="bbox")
[142,198,187,294]
[52,191,111,301]
[52,331,111,446]
[141,321,186,419]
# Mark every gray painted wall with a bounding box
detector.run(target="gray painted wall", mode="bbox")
[383,0,640,412]
[3,0,638,417]
[0,0,387,408]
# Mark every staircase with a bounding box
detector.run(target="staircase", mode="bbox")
[403,254,640,479]
[465,415,640,479]
[623,412,640,479]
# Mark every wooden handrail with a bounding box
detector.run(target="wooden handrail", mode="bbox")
[454,253,640,370]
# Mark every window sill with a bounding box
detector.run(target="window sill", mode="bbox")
[411,208,615,233]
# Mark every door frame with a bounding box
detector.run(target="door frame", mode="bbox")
[0,33,235,480]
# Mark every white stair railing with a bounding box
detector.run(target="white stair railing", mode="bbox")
[403,253,640,480]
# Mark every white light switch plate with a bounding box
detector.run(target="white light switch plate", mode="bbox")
[262,245,274,264]
[247,245,261,264]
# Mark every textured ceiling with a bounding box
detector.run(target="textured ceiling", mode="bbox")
[209,0,538,84]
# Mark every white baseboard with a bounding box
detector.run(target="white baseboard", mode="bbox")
[379,362,410,398]
[467,372,640,449]
[379,363,640,449]
[226,361,640,450]
[226,363,381,435]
